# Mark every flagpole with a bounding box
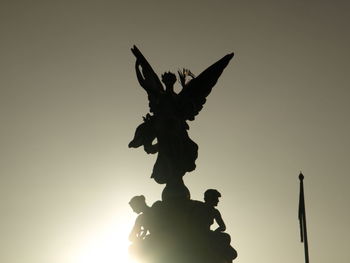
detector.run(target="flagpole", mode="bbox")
[298,172,309,263]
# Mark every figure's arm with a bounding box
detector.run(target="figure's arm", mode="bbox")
[213,209,226,232]
[144,143,158,154]
[135,60,146,89]
[139,226,148,239]
[131,46,163,99]
[128,216,142,242]
[135,59,160,108]
[128,223,139,242]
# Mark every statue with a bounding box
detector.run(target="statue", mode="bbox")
[129,45,234,200]
[128,190,237,263]
[128,195,152,242]
[202,189,238,262]
[128,195,155,261]
[197,189,227,232]
[127,46,237,263]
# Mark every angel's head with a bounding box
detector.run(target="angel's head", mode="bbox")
[161,72,177,92]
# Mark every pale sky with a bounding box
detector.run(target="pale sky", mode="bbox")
[1,1,349,263]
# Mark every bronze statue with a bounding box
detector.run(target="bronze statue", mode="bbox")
[128,190,237,263]
[202,189,237,262]
[128,195,151,242]
[129,45,234,200]
[127,46,237,263]
[203,189,227,232]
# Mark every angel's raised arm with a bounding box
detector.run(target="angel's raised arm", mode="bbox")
[131,45,164,95]
[135,59,147,89]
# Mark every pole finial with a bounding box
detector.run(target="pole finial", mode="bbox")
[299,172,304,180]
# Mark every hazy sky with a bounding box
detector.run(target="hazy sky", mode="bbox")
[1,1,349,263]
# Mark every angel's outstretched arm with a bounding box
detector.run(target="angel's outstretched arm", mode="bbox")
[131,45,164,102]
[135,60,147,90]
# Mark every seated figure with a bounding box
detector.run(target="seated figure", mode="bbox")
[202,189,237,262]
[128,195,156,261]
[129,195,151,241]
[203,189,226,232]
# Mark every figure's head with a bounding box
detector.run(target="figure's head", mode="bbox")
[204,189,221,207]
[129,195,147,214]
[161,72,177,91]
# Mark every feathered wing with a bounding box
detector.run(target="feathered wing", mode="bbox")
[131,45,164,113]
[178,53,234,121]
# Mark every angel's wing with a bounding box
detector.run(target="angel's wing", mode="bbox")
[131,45,164,113]
[178,53,234,121]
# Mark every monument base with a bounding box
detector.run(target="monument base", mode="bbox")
[129,198,237,263]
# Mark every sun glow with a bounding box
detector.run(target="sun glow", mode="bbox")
[76,216,137,263]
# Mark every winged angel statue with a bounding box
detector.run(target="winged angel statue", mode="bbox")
[129,46,233,194]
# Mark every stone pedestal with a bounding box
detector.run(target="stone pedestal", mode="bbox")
[129,199,237,263]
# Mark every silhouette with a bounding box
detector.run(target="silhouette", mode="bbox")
[298,173,309,263]
[129,45,234,200]
[128,195,155,261]
[202,189,237,262]
[128,195,151,242]
[128,190,237,263]
[127,46,237,263]
[203,189,227,231]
